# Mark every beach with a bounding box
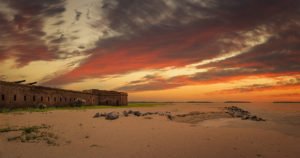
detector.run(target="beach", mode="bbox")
[1,103,300,158]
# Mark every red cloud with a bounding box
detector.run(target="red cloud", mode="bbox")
[45,24,239,85]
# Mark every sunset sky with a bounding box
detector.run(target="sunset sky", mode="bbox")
[0,0,299,102]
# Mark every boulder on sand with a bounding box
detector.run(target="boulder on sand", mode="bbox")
[93,112,100,118]
[123,111,129,117]
[133,111,142,117]
[105,112,119,120]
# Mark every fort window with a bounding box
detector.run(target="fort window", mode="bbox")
[14,95,17,101]
[33,96,36,101]
[24,96,27,101]
[41,96,43,102]
[65,98,67,102]
[60,97,62,102]
[1,94,4,101]
[54,97,56,102]
[48,97,50,102]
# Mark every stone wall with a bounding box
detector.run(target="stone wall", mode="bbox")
[83,89,128,106]
[0,81,127,108]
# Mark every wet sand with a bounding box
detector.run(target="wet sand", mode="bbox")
[1,103,300,158]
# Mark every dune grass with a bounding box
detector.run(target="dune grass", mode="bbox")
[0,102,167,113]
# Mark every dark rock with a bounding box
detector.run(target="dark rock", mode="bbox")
[233,112,243,118]
[93,112,100,118]
[105,112,119,120]
[133,111,142,116]
[167,114,173,120]
[100,113,107,117]
[225,106,265,122]
[241,115,249,120]
[158,112,165,116]
[250,115,258,121]
[123,111,129,117]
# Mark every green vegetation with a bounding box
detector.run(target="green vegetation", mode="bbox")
[0,127,17,133]
[0,102,167,113]
[0,124,58,145]
[0,124,49,133]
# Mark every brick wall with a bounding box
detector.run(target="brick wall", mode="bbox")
[0,81,127,108]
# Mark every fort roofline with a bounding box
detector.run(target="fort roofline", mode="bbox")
[0,81,127,96]
[0,80,128,108]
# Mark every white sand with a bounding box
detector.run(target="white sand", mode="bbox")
[1,104,300,158]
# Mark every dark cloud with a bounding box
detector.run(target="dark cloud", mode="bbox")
[99,0,300,37]
[213,77,300,94]
[1,0,299,89]
[200,22,300,75]
[0,0,66,66]
[93,0,300,64]
[46,0,300,86]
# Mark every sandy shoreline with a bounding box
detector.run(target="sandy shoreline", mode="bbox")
[1,103,300,158]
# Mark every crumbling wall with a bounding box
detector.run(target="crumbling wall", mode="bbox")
[83,89,128,106]
[0,81,99,108]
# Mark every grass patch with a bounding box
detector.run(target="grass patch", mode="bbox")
[0,102,167,113]
[0,124,49,133]
[0,127,18,133]
[1,124,58,145]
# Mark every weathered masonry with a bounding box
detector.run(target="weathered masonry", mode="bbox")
[0,80,128,108]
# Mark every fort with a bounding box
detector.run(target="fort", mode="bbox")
[0,80,128,108]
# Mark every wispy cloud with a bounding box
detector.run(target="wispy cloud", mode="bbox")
[1,0,300,100]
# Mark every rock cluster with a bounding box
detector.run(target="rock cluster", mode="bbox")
[93,112,119,120]
[93,107,266,122]
[93,110,172,120]
[225,106,265,121]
